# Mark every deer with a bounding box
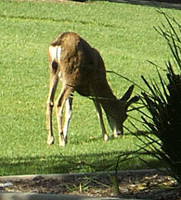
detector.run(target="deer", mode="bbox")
[46,32,139,147]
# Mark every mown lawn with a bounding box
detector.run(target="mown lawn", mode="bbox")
[0,0,181,176]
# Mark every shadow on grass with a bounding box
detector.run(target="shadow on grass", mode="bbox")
[0,148,164,176]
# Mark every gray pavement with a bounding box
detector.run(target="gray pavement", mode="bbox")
[0,192,139,200]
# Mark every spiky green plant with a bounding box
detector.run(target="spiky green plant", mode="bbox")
[136,12,181,183]
[107,12,181,196]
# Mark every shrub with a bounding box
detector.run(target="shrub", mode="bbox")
[136,12,181,183]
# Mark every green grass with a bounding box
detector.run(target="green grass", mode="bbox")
[1,0,181,176]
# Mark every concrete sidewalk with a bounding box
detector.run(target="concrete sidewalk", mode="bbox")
[0,192,138,200]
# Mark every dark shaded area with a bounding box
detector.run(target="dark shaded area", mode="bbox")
[101,0,181,10]
[0,149,163,176]
[142,0,180,3]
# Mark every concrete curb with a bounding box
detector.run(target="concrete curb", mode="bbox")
[0,169,161,181]
[0,192,127,200]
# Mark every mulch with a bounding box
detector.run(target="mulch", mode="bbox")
[0,170,181,199]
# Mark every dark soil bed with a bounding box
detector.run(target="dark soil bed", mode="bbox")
[0,170,181,199]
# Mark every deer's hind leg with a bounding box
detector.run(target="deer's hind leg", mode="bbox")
[56,83,74,147]
[63,97,73,143]
[46,67,59,145]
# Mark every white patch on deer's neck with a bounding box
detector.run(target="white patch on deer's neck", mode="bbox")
[49,46,62,62]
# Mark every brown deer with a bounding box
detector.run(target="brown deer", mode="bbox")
[46,32,139,146]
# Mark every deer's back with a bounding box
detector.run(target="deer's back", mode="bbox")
[49,32,110,97]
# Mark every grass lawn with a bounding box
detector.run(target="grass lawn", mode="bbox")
[1,0,181,176]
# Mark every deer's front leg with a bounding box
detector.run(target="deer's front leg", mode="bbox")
[46,75,59,145]
[93,99,109,141]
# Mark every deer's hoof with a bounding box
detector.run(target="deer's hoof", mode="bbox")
[113,134,119,138]
[59,139,66,147]
[59,135,67,147]
[104,134,109,141]
[47,135,54,145]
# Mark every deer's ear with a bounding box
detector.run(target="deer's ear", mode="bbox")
[120,85,134,101]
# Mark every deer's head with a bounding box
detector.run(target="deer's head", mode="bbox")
[106,85,139,137]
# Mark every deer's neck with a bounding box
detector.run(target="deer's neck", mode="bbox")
[100,97,118,116]
[94,81,118,114]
